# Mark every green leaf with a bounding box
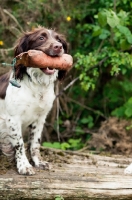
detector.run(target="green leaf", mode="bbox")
[99,29,110,39]
[117,25,130,35]
[98,11,107,27]
[80,116,94,128]
[80,117,89,124]
[117,25,132,44]
[120,39,131,50]
[123,97,132,117]
[111,106,125,117]
[127,97,132,104]
[52,142,61,149]
[55,195,64,200]
[42,142,54,148]
[92,26,102,37]
[125,107,132,117]
[88,122,94,129]
[106,10,120,28]
[61,142,71,150]
[42,142,61,149]
[127,35,132,44]
[75,126,85,135]
[68,138,81,147]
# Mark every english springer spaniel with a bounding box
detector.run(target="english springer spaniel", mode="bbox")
[0,26,68,175]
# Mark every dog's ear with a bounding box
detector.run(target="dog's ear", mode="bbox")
[14,34,29,56]
[61,39,68,53]
[14,34,29,80]
[58,70,67,81]
[58,34,68,53]
[57,35,68,80]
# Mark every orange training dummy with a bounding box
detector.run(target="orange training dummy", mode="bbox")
[15,50,73,71]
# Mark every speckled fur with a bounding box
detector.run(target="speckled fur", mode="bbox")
[0,27,68,175]
[0,68,57,175]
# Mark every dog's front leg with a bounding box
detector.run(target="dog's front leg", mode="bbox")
[6,115,35,175]
[28,116,49,170]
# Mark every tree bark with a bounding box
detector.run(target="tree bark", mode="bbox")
[0,149,132,200]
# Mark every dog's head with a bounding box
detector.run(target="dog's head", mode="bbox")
[14,27,68,81]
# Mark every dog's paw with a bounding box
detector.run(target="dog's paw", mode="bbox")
[31,151,50,170]
[18,164,35,175]
[17,158,35,175]
[34,160,50,170]
[124,164,132,175]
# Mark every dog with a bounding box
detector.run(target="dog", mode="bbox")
[124,161,132,174]
[0,26,68,175]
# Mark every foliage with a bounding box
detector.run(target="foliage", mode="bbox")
[55,195,64,200]
[74,8,132,90]
[43,138,83,150]
[1,0,132,149]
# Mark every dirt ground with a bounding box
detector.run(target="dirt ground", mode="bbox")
[0,147,73,175]
[88,117,132,155]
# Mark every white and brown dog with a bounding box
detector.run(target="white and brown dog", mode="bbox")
[0,27,68,175]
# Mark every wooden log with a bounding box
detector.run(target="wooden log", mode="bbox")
[0,150,132,200]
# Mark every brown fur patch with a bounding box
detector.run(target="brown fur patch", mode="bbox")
[0,71,11,99]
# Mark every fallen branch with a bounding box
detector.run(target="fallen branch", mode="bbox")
[3,9,24,32]
[56,77,79,97]
[66,97,107,119]
[40,146,90,157]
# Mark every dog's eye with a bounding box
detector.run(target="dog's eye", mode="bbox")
[55,36,61,42]
[39,36,45,40]
[57,38,61,42]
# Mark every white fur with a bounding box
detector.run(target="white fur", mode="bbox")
[0,67,58,175]
[124,164,132,174]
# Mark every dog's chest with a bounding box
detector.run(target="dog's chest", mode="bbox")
[29,89,55,113]
[22,94,53,125]
[23,87,55,122]
[6,83,55,126]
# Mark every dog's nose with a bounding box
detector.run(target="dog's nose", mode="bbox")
[53,43,62,51]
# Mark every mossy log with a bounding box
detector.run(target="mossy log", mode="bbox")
[0,149,132,200]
